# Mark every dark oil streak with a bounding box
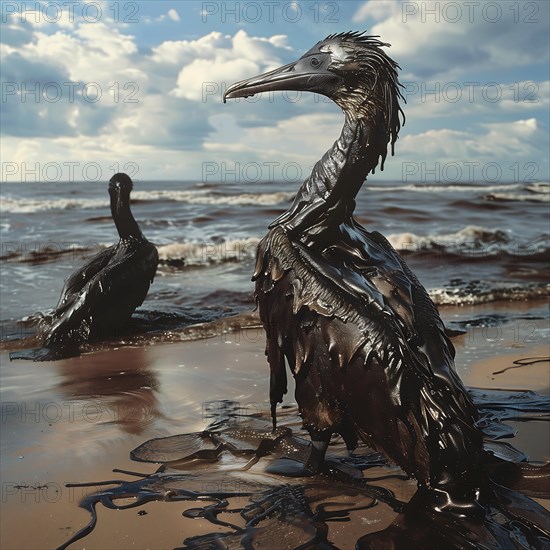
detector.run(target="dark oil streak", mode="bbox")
[493,356,550,375]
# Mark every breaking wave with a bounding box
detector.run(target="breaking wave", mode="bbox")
[157,237,260,267]
[131,189,295,206]
[366,182,550,204]
[1,190,294,214]
[484,192,550,203]
[365,183,523,193]
[1,196,108,214]
[387,225,548,257]
[430,282,549,307]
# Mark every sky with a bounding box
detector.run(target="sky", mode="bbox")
[1,0,549,184]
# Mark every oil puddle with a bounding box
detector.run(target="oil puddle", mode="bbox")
[56,392,549,549]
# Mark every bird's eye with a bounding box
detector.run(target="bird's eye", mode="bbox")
[310,57,321,68]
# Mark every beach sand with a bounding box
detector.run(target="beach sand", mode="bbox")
[1,301,548,549]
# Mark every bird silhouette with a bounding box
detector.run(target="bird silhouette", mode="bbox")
[20,173,159,360]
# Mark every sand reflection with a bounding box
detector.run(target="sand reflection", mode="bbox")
[54,346,163,435]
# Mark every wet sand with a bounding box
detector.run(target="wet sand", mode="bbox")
[1,302,548,549]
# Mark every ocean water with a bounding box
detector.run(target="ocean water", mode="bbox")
[1,178,548,345]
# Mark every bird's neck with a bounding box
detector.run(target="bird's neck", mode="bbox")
[272,113,387,236]
[111,194,143,241]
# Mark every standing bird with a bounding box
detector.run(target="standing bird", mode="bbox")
[223,32,524,518]
[38,173,158,359]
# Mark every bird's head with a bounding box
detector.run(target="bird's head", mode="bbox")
[224,31,405,147]
[109,173,134,214]
[109,173,133,196]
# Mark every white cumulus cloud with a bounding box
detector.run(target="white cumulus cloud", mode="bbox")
[167,9,180,22]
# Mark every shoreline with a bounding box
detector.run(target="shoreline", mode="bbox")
[1,299,548,549]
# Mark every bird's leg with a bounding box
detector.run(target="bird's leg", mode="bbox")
[305,431,331,474]
[265,429,331,477]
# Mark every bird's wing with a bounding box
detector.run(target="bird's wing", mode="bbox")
[44,242,158,347]
[366,229,462,385]
[53,245,117,312]
[44,271,104,347]
[109,241,159,309]
[256,224,463,387]
[256,226,414,365]
[78,241,158,311]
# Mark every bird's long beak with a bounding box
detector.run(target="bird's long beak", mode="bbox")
[223,59,332,102]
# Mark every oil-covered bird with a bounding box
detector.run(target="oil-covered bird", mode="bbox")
[224,32,550,545]
[30,173,157,360]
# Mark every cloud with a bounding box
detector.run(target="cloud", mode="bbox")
[0,19,35,47]
[401,80,550,121]
[2,0,111,31]
[15,23,143,87]
[0,134,217,184]
[1,19,147,141]
[352,0,401,23]
[353,0,550,79]
[167,9,180,22]
[150,31,290,66]
[172,57,259,101]
[206,112,342,164]
[163,30,293,101]
[0,52,116,138]
[1,23,300,173]
[398,119,548,162]
[112,94,215,150]
[153,8,181,23]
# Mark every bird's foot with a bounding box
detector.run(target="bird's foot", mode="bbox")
[264,458,317,477]
[264,439,329,477]
[263,437,364,479]
[264,456,363,479]
[305,439,329,472]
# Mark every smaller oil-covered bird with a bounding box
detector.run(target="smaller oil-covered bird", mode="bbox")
[20,173,158,360]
